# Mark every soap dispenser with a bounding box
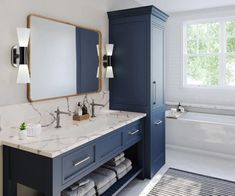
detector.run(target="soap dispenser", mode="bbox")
[177,102,181,112]
[77,102,83,116]
[82,101,88,115]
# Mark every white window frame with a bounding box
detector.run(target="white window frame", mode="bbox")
[182,17,235,89]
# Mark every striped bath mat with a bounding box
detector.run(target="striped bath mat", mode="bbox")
[148,168,235,196]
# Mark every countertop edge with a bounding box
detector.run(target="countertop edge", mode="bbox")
[1,113,146,158]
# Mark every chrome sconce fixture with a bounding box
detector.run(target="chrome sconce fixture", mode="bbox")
[103,44,114,78]
[11,28,31,84]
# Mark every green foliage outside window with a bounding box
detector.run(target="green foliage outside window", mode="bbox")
[185,20,235,86]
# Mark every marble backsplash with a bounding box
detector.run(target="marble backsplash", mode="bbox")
[0,91,109,131]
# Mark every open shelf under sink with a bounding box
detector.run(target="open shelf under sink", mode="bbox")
[101,166,142,196]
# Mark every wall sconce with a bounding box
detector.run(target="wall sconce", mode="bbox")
[103,44,114,78]
[11,28,31,84]
[96,44,100,78]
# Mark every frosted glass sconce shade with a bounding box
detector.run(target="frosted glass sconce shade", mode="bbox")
[96,66,100,78]
[106,66,114,78]
[17,28,31,47]
[106,44,114,56]
[11,28,31,83]
[96,44,100,57]
[17,64,30,84]
[103,43,114,78]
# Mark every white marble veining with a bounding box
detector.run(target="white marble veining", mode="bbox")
[0,110,146,158]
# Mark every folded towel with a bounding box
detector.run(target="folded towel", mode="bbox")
[76,178,90,187]
[97,177,117,195]
[126,164,132,173]
[103,162,126,175]
[84,188,96,196]
[112,152,125,162]
[106,157,125,167]
[87,172,111,190]
[121,158,132,169]
[94,167,116,180]
[61,178,95,196]
[117,165,132,179]
[67,178,90,191]
[61,190,77,196]
[103,158,132,175]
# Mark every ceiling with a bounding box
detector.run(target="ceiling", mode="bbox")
[133,0,235,13]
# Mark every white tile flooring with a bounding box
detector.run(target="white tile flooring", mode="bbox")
[119,147,235,196]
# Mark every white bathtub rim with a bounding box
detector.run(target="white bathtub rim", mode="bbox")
[169,111,235,126]
[177,118,235,127]
[166,144,235,161]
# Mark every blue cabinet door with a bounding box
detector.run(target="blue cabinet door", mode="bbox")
[151,19,165,110]
[109,16,149,112]
[150,107,165,177]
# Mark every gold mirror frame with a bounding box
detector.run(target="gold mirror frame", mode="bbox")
[27,14,102,102]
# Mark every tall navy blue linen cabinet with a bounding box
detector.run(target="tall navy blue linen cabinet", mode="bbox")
[108,6,168,178]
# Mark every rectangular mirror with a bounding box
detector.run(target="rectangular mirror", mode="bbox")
[27,15,102,102]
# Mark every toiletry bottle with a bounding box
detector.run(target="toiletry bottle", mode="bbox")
[77,102,83,116]
[177,102,181,112]
[82,102,88,115]
[74,105,78,116]
[179,104,184,113]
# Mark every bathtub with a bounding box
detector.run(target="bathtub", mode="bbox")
[166,112,235,159]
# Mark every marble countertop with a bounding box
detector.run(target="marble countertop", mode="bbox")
[0,110,146,158]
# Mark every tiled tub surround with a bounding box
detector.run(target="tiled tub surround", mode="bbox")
[0,110,146,158]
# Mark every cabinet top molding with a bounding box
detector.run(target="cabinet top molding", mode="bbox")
[108,6,169,22]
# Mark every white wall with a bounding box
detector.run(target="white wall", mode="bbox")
[165,6,235,107]
[0,0,140,107]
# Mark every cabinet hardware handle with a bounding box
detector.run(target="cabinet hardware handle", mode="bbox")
[154,120,163,125]
[74,156,90,167]
[153,81,157,105]
[129,129,140,135]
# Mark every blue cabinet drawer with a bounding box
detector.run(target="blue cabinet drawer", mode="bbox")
[62,144,95,183]
[150,108,165,176]
[96,129,124,160]
[125,121,143,147]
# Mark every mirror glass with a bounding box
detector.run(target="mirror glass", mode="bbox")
[28,15,102,101]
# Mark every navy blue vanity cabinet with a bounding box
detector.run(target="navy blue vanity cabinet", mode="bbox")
[108,6,168,178]
[3,118,145,196]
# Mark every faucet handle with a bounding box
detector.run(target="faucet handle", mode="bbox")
[55,107,60,113]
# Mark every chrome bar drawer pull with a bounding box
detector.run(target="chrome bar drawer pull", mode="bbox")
[74,156,90,167]
[154,120,163,125]
[129,129,140,135]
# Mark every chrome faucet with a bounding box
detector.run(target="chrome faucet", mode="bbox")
[90,99,104,118]
[54,107,71,128]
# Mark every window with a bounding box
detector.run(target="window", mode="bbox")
[183,18,235,88]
